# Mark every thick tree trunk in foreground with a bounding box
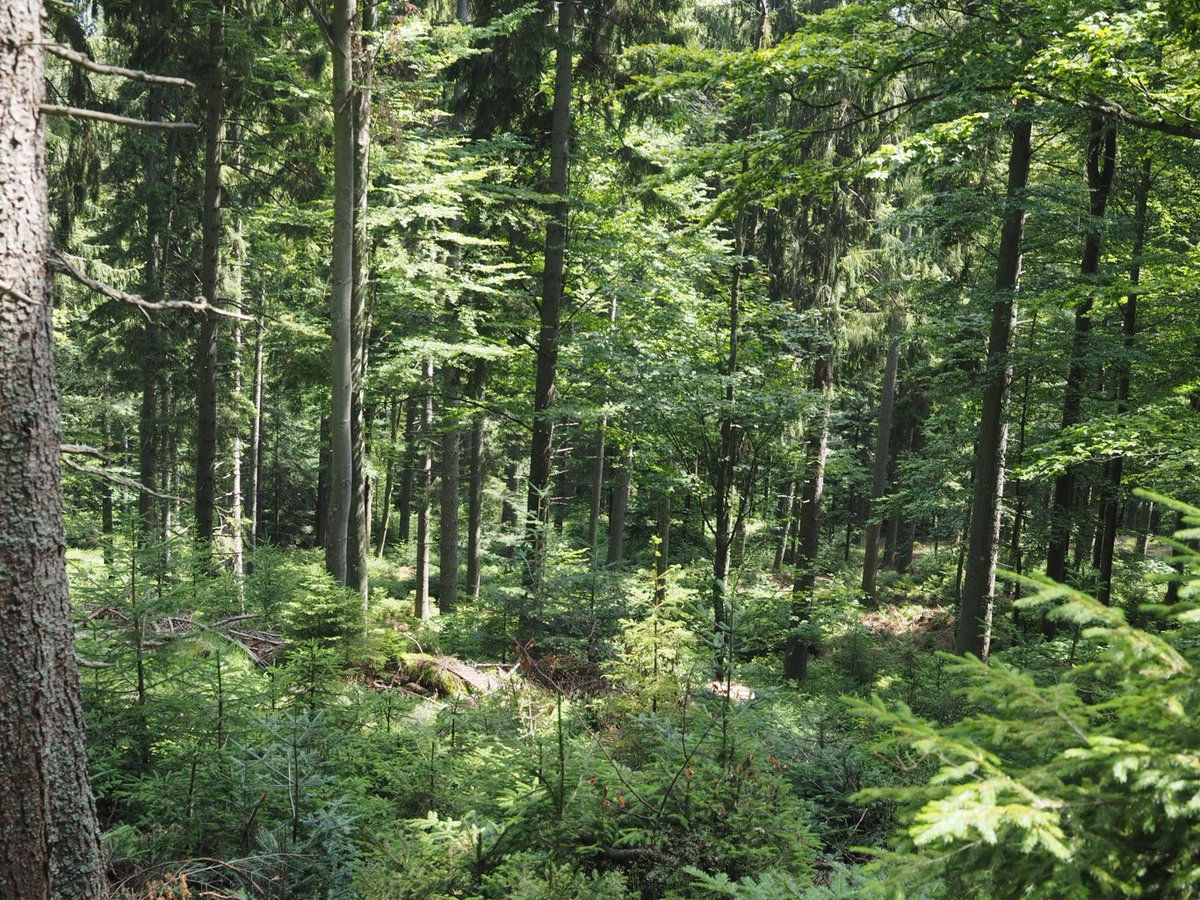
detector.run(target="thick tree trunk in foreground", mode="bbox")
[0,5,106,893]
[525,0,575,591]
[326,0,356,584]
[862,319,901,600]
[195,8,225,549]
[957,118,1033,661]
[1046,120,1117,583]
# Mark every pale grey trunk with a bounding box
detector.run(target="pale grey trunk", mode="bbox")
[326,0,357,584]
[439,423,461,614]
[415,359,434,619]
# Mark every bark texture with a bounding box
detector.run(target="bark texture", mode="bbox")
[0,5,106,893]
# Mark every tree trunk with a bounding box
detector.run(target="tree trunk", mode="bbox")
[587,422,607,564]
[415,359,434,619]
[0,5,106,891]
[398,397,416,544]
[315,416,330,548]
[346,0,374,606]
[1097,154,1150,604]
[376,396,399,556]
[439,418,461,614]
[466,361,487,600]
[772,478,796,574]
[525,0,575,589]
[655,493,671,605]
[957,117,1032,661]
[1046,120,1117,582]
[195,7,225,550]
[232,314,245,610]
[862,319,901,600]
[606,444,632,565]
[783,375,832,681]
[247,307,265,550]
[326,0,356,584]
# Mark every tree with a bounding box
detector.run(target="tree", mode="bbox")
[0,4,105,893]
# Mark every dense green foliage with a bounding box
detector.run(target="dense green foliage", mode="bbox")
[27,0,1200,895]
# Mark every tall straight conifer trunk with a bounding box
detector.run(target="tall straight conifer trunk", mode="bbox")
[957,117,1033,660]
[195,5,226,547]
[525,0,575,595]
[326,0,356,584]
[0,4,106,893]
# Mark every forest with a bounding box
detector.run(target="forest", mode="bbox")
[3,0,1200,896]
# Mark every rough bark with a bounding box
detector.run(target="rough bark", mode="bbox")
[957,117,1032,661]
[861,319,901,600]
[1046,120,1117,582]
[525,0,574,588]
[195,7,225,549]
[0,5,106,892]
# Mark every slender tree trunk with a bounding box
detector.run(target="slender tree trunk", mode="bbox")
[525,0,575,593]
[415,359,434,619]
[1046,120,1117,582]
[439,417,461,614]
[655,493,671,605]
[376,396,399,556]
[773,478,796,573]
[232,314,245,610]
[398,397,416,543]
[957,117,1033,661]
[587,296,618,564]
[248,307,265,550]
[139,91,166,552]
[315,416,330,548]
[466,361,487,600]
[1097,154,1150,604]
[195,7,226,549]
[0,5,106,891]
[862,319,901,600]
[1007,312,1037,602]
[1138,502,1155,557]
[606,444,632,565]
[326,0,356,584]
[346,0,375,606]
[784,372,832,681]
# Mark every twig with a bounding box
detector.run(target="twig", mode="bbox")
[62,456,188,502]
[50,254,252,321]
[43,44,195,88]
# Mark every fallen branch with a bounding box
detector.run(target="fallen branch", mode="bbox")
[40,104,199,131]
[50,254,252,321]
[44,44,195,88]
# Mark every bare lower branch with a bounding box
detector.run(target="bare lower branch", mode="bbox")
[0,280,35,305]
[50,254,253,321]
[40,104,199,131]
[61,443,107,459]
[44,44,195,88]
[63,456,188,502]
[75,657,115,669]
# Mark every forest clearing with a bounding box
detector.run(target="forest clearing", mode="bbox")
[3,0,1200,897]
